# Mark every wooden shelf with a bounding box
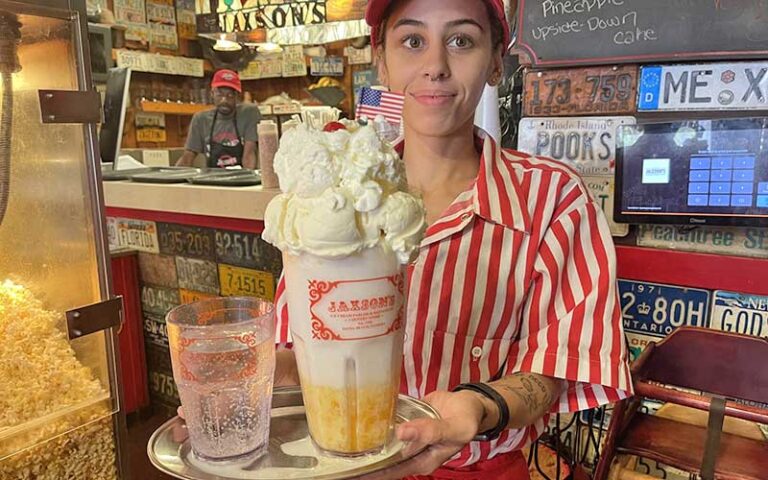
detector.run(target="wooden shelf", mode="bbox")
[140,101,213,115]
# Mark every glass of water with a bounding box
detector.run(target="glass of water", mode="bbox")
[167,297,275,462]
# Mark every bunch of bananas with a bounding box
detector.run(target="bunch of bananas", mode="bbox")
[309,76,343,90]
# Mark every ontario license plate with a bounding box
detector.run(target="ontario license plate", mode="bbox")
[523,65,638,117]
[619,280,711,338]
[517,116,636,175]
[711,291,768,338]
[638,62,768,111]
[218,264,275,301]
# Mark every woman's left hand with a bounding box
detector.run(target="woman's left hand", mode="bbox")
[353,390,487,480]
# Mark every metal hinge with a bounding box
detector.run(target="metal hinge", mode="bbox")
[38,89,102,124]
[66,297,123,340]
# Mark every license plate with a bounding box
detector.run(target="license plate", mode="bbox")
[148,369,180,406]
[215,230,268,269]
[523,66,638,117]
[581,176,629,237]
[138,253,178,288]
[711,291,768,338]
[143,314,168,347]
[638,62,768,111]
[157,223,215,260]
[179,289,216,304]
[175,257,220,294]
[219,264,275,301]
[116,218,160,253]
[636,225,768,259]
[517,116,636,175]
[106,217,119,249]
[140,285,180,316]
[619,280,711,339]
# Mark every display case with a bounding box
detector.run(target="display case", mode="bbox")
[0,0,126,478]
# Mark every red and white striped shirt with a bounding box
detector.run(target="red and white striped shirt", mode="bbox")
[274,132,632,469]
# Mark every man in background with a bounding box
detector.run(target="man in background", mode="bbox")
[176,69,260,169]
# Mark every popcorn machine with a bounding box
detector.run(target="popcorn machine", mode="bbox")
[0,0,126,477]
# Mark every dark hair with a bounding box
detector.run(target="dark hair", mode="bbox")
[376,0,506,51]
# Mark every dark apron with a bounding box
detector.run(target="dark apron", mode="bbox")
[207,108,244,168]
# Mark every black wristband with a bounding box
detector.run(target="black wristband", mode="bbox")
[452,382,510,441]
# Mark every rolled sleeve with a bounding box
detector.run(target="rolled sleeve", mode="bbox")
[507,186,633,414]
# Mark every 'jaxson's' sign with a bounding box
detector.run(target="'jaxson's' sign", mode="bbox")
[197,0,367,33]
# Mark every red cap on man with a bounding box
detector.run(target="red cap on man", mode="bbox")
[365,0,510,49]
[211,69,242,93]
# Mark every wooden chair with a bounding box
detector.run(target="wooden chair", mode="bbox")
[593,327,768,480]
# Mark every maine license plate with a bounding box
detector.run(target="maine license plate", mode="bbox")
[219,264,275,301]
[517,116,636,176]
[711,291,768,338]
[523,65,638,117]
[619,280,711,360]
[638,62,768,111]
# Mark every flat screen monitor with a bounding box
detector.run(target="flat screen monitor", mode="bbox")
[99,67,131,166]
[615,118,768,227]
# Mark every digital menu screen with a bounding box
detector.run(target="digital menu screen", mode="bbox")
[615,118,768,226]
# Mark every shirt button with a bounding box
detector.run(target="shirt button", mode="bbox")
[471,346,483,359]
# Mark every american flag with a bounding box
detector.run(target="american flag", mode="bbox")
[355,87,405,125]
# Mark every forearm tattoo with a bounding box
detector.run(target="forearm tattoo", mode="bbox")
[492,373,558,417]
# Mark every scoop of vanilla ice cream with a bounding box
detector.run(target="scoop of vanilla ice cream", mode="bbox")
[263,122,425,263]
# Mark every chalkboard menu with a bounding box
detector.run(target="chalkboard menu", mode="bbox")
[518,0,768,67]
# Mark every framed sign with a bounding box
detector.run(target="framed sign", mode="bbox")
[282,45,308,78]
[310,56,344,77]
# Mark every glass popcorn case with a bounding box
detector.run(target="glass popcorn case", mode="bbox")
[0,0,125,478]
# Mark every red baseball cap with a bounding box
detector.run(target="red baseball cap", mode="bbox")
[366,0,510,49]
[212,69,242,93]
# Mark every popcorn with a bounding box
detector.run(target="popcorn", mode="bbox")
[0,279,117,478]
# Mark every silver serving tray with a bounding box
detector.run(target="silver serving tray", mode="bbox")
[147,387,439,480]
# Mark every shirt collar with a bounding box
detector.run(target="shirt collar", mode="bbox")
[394,129,531,234]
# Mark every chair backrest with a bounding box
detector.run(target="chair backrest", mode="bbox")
[636,327,768,406]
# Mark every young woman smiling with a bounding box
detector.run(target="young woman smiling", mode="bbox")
[275,1,632,478]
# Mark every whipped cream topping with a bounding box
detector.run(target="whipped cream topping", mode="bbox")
[263,120,425,263]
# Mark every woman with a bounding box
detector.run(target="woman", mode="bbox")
[275,0,632,478]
